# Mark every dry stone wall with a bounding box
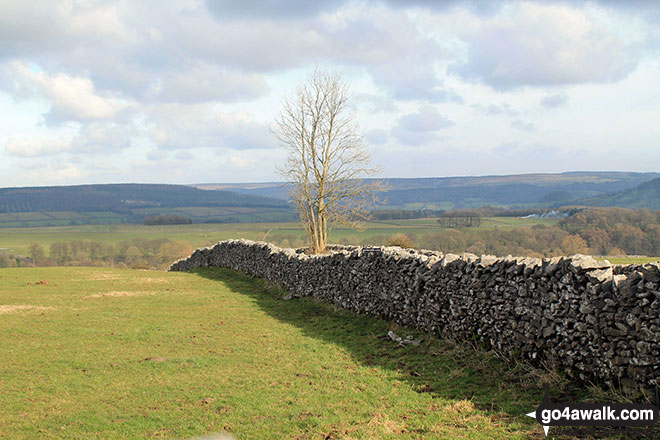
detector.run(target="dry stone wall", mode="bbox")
[170,239,660,396]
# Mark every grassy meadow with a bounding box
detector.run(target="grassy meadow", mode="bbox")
[2,216,657,266]
[0,217,559,258]
[4,265,648,439]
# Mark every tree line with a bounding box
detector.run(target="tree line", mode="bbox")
[0,238,193,270]
[266,207,660,258]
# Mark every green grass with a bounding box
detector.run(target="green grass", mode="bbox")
[0,206,297,229]
[0,266,536,439]
[2,218,657,263]
[1,267,653,439]
[604,256,660,265]
[0,218,547,256]
[13,212,53,221]
[45,211,91,220]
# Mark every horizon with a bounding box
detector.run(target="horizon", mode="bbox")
[1,169,659,190]
[1,1,660,186]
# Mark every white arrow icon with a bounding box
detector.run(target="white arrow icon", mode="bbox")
[526,410,550,437]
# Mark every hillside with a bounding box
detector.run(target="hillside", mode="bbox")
[578,177,660,209]
[196,171,660,209]
[0,184,294,227]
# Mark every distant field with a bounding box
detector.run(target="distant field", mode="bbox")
[0,217,556,257]
[1,217,657,264]
[0,207,296,228]
[0,266,613,439]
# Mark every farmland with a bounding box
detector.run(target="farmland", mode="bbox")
[0,217,559,258]
[0,207,295,228]
[2,214,659,267]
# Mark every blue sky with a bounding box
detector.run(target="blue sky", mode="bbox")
[0,0,659,186]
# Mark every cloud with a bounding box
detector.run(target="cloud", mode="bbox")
[174,151,195,161]
[228,156,256,169]
[511,119,536,132]
[352,93,398,113]
[397,105,455,131]
[0,1,129,60]
[205,0,346,19]
[7,62,126,123]
[19,161,90,183]
[146,104,276,150]
[4,136,70,157]
[145,62,269,104]
[0,1,454,106]
[202,3,458,101]
[71,123,133,153]
[540,92,569,108]
[392,105,454,145]
[494,141,560,159]
[472,102,518,115]
[4,122,132,158]
[365,129,389,145]
[452,2,638,89]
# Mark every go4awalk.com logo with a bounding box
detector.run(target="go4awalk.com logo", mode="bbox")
[526,387,658,437]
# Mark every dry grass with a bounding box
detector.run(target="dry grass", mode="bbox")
[0,304,56,314]
[85,290,156,299]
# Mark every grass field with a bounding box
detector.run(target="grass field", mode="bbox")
[7,266,652,439]
[0,218,557,257]
[1,217,657,265]
[0,207,296,228]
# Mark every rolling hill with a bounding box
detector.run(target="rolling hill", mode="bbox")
[0,184,294,227]
[578,177,660,209]
[2,172,659,228]
[196,171,660,210]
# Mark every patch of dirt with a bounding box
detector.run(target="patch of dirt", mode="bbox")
[366,412,407,434]
[0,305,56,314]
[134,277,171,284]
[26,280,51,285]
[85,273,121,281]
[142,356,168,362]
[85,291,155,299]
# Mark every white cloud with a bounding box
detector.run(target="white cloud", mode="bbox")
[1,0,660,186]
[511,119,536,132]
[7,62,126,122]
[365,128,389,145]
[20,161,90,184]
[205,0,346,18]
[4,136,70,157]
[452,2,638,89]
[228,156,256,169]
[145,104,276,150]
[392,105,454,146]
[540,92,569,108]
[145,62,269,103]
[397,105,455,131]
[71,122,133,153]
[472,102,518,115]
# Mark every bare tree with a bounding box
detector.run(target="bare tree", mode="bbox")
[274,69,382,254]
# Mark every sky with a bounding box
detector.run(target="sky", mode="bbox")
[0,0,659,187]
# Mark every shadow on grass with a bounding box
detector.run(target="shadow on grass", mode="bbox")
[193,267,655,440]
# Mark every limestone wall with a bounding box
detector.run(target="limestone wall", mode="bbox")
[170,239,660,395]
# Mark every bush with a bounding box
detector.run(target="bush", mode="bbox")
[386,233,415,249]
[0,254,16,268]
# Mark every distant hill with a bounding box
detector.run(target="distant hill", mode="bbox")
[3,173,658,229]
[577,177,660,209]
[0,184,294,228]
[195,172,660,210]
